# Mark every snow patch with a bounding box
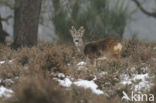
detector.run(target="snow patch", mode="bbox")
[120,74,132,85]
[51,73,65,78]
[0,60,14,65]
[77,61,88,70]
[0,61,5,64]
[77,61,86,66]
[133,74,148,81]
[54,76,103,95]
[77,66,88,70]
[99,72,108,76]
[92,75,97,81]
[8,60,14,63]
[153,47,156,50]
[0,86,13,98]
[2,79,14,86]
[130,66,136,72]
[54,78,72,87]
[121,81,132,85]
[57,73,65,78]
[67,63,71,66]
[73,80,104,95]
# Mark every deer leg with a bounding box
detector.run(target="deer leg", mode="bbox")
[86,56,92,65]
[86,56,89,64]
[93,59,97,67]
[113,52,121,59]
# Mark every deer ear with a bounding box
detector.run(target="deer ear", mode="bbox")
[69,29,73,36]
[72,26,77,32]
[69,26,75,36]
[79,26,85,36]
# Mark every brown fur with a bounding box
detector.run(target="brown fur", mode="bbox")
[84,37,122,60]
[69,26,122,66]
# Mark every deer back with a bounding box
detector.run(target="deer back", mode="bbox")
[84,37,122,59]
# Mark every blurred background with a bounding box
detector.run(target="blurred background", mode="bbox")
[0,0,156,42]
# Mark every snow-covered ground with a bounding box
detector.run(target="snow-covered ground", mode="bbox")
[54,75,104,95]
[53,61,155,96]
[120,66,154,92]
[120,73,154,92]
[0,60,155,99]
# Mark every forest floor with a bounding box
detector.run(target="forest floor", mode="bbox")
[0,38,156,103]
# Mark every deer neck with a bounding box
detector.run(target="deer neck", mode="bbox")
[76,39,84,53]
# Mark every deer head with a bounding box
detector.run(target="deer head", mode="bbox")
[69,26,85,52]
[70,26,85,46]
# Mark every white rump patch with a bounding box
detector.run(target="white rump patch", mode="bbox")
[114,43,122,51]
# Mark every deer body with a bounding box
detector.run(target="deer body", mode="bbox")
[70,26,122,66]
[84,37,122,59]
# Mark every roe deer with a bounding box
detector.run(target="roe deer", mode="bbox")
[69,26,122,66]
[69,26,85,52]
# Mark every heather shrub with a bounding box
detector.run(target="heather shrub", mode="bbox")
[0,40,155,103]
[94,59,132,95]
[68,64,97,80]
[122,37,154,63]
[13,46,68,74]
[0,44,12,60]
[6,75,121,103]
[150,81,156,100]
[121,37,140,58]
[7,75,69,103]
[0,63,25,87]
[50,44,83,65]
[68,86,116,103]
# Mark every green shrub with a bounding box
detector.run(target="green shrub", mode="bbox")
[52,0,134,42]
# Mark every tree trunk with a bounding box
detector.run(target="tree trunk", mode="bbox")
[13,0,42,48]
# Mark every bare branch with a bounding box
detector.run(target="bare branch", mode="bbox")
[131,0,156,18]
[0,15,13,24]
[0,15,12,21]
[0,1,14,10]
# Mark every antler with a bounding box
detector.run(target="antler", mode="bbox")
[69,26,85,37]
[69,26,77,36]
[79,26,85,36]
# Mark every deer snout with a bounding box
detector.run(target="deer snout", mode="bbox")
[75,40,79,42]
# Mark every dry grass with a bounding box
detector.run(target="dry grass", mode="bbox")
[0,38,155,103]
